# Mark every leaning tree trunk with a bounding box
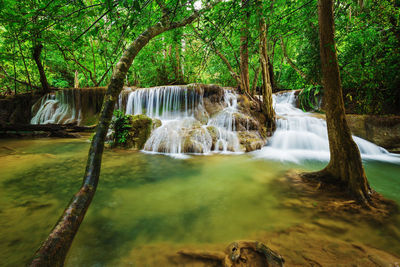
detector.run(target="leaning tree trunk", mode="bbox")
[29,2,218,265]
[257,0,276,130]
[33,43,51,94]
[311,0,371,204]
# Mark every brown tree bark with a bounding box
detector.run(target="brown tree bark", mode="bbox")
[251,64,261,95]
[33,44,51,93]
[304,0,371,205]
[240,0,250,93]
[257,0,276,129]
[29,2,221,266]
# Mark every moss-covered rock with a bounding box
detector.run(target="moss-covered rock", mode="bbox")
[237,131,266,152]
[115,114,153,150]
[206,126,219,150]
[182,127,212,153]
[152,118,162,130]
[233,112,260,131]
[203,98,224,117]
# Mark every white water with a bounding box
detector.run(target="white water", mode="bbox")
[253,91,400,163]
[124,86,241,155]
[31,91,81,125]
[207,90,241,152]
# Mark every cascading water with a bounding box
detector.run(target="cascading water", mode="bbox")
[30,88,106,126]
[124,86,241,155]
[253,91,400,163]
[31,90,81,125]
[207,90,241,152]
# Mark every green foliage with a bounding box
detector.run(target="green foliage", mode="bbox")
[110,110,131,146]
[298,85,322,112]
[0,0,398,115]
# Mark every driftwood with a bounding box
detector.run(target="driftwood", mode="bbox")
[178,240,285,267]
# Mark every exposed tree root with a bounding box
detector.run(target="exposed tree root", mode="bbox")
[288,170,398,220]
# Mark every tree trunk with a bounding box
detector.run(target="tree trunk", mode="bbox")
[310,0,371,204]
[33,44,51,93]
[251,64,261,95]
[74,70,79,88]
[16,35,33,92]
[240,0,250,93]
[257,0,276,130]
[30,2,219,266]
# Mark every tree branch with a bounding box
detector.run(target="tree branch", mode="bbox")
[30,1,222,266]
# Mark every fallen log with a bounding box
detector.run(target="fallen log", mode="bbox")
[0,123,96,132]
[0,123,96,138]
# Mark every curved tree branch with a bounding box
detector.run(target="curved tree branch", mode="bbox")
[30,2,221,266]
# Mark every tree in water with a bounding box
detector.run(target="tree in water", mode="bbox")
[303,0,371,205]
[29,1,221,266]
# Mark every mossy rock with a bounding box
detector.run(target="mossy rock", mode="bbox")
[126,114,153,149]
[152,118,162,130]
[238,131,266,152]
[182,127,212,153]
[206,126,219,150]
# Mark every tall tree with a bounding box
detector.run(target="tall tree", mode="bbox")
[304,0,371,204]
[240,0,250,93]
[257,0,276,129]
[32,43,51,93]
[29,1,221,265]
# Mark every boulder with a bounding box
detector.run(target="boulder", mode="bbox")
[233,113,260,131]
[194,106,209,124]
[206,126,219,150]
[152,118,162,130]
[182,126,212,153]
[203,98,224,117]
[123,114,153,149]
[346,115,400,152]
[238,131,266,152]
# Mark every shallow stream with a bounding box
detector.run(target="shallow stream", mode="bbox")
[0,137,399,266]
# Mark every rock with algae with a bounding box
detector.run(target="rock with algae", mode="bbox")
[178,240,285,267]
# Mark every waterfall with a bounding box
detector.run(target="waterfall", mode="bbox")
[31,88,106,126]
[253,91,400,163]
[125,86,202,119]
[31,90,81,125]
[124,86,241,155]
[207,90,240,152]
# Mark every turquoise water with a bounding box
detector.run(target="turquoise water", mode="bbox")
[0,138,399,266]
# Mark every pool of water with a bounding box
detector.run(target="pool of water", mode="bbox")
[0,137,399,266]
